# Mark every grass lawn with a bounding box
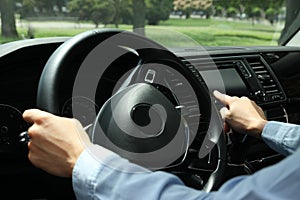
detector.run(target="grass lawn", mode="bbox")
[0,18,283,46]
[156,18,282,46]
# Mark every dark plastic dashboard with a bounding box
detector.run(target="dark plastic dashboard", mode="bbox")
[1,37,300,198]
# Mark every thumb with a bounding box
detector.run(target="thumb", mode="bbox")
[219,106,230,120]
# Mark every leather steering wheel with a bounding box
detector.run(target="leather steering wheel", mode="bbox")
[37,29,226,191]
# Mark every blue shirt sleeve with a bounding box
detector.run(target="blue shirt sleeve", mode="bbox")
[72,145,211,200]
[73,143,300,200]
[262,121,300,156]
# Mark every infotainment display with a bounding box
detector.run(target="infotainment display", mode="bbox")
[199,68,249,96]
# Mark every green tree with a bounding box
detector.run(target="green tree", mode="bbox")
[0,0,18,38]
[17,0,68,17]
[226,6,237,18]
[173,0,193,19]
[34,0,55,15]
[18,0,35,18]
[54,0,67,13]
[265,8,276,25]
[110,0,131,28]
[119,1,133,25]
[192,0,212,18]
[91,2,115,27]
[34,0,67,15]
[212,0,284,20]
[212,0,243,17]
[174,0,212,19]
[145,0,173,25]
[214,5,225,17]
[68,0,115,27]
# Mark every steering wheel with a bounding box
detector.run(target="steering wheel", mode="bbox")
[37,29,226,192]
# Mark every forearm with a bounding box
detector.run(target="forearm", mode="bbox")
[72,145,211,200]
[72,143,300,200]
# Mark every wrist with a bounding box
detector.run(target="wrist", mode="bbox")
[247,119,268,139]
[68,147,86,177]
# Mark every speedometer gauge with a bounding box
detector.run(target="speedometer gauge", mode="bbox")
[61,96,99,126]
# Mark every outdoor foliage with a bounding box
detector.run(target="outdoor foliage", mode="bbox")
[146,0,174,25]
[172,0,285,24]
[0,0,287,39]
[173,0,212,19]
[68,0,116,27]
[68,0,173,27]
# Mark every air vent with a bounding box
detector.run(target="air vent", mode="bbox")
[246,57,280,95]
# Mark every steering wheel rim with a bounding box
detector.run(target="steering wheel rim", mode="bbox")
[37,29,226,191]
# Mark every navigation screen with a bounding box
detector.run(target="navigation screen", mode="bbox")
[199,68,249,96]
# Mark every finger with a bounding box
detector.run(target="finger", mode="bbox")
[223,122,230,133]
[23,109,51,124]
[240,96,249,100]
[27,124,42,140]
[28,141,48,169]
[219,106,230,120]
[213,90,236,105]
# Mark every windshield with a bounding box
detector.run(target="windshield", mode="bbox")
[0,0,294,47]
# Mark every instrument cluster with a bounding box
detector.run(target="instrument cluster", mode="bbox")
[61,96,100,127]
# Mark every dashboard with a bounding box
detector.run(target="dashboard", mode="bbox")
[1,37,300,198]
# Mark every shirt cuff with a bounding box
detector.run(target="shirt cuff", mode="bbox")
[72,144,118,199]
[262,121,292,156]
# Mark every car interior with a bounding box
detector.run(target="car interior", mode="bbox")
[1,0,300,199]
